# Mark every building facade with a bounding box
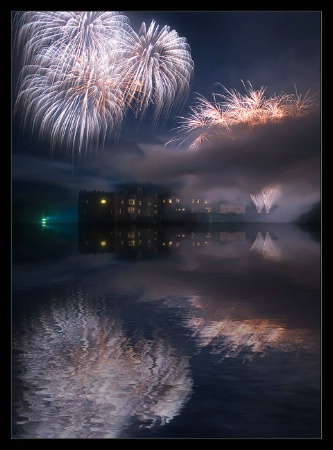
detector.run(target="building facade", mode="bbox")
[78,188,161,224]
[78,188,247,223]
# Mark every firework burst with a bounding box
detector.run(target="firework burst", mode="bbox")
[13,11,129,68]
[262,184,280,213]
[113,20,194,124]
[250,193,265,213]
[168,80,317,151]
[14,51,128,156]
[13,11,194,159]
[250,184,280,214]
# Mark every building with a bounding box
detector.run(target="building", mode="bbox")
[218,203,246,214]
[78,187,161,224]
[78,188,247,224]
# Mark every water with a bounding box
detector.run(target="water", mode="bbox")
[12,222,321,439]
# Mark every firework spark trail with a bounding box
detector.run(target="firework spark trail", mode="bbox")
[13,11,194,158]
[250,184,280,214]
[15,50,128,156]
[250,185,280,214]
[250,193,265,213]
[287,86,317,118]
[13,11,129,68]
[165,92,234,149]
[262,185,280,213]
[167,80,317,150]
[165,106,217,150]
[215,80,269,125]
[113,20,194,124]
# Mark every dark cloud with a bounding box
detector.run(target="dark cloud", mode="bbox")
[12,107,320,223]
[87,110,320,221]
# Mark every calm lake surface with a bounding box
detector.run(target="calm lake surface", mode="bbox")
[12,222,321,439]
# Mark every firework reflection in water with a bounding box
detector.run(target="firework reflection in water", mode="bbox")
[12,289,193,439]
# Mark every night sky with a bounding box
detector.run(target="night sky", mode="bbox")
[11,11,321,223]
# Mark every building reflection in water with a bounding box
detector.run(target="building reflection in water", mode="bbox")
[12,291,193,439]
[77,222,319,359]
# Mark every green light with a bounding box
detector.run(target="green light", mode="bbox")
[41,214,49,228]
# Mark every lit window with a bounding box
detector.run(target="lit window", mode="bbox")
[176,198,180,203]
[168,199,172,204]
[196,199,200,203]
[100,199,106,204]
[128,207,135,214]
[100,241,107,246]
[138,200,142,205]
[129,199,135,205]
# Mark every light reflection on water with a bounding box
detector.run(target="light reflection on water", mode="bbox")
[13,291,193,438]
[12,223,321,439]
